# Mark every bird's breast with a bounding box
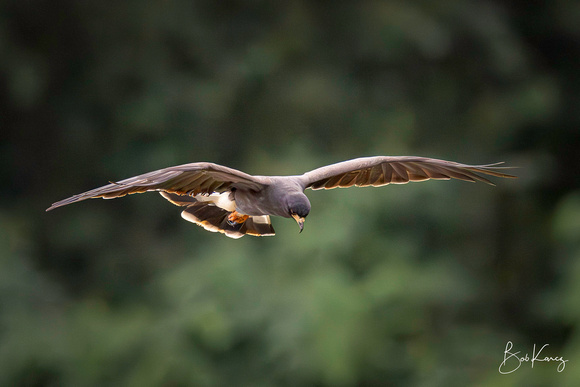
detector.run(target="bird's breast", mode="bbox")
[233,187,289,217]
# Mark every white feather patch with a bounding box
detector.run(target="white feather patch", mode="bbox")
[252,215,271,224]
[194,192,236,212]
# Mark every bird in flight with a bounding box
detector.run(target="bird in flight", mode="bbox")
[46,156,515,238]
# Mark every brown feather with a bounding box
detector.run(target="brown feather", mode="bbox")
[303,156,516,190]
[46,162,268,211]
[181,201,275,238]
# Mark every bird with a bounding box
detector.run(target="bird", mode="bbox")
[46,156,516,238]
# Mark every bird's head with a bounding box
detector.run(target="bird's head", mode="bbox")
[287,194,310,233]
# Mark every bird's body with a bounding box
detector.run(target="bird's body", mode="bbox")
[47,156,516,238]
[233,177,301,217]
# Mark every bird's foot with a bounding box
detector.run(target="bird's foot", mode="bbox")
[227,211,250,226]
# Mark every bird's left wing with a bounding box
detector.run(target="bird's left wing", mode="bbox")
[46,162,269,211]
[300,156,516,190]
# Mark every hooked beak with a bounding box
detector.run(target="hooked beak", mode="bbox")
[291,213,305,233]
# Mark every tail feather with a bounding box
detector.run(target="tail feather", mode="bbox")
[181,202,246,239]
[241,215,277,237]
[160,192,275,238]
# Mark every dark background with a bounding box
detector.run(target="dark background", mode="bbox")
[2,1,580,386]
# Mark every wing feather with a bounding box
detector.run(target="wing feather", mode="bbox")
[355,168,371,186]
[301,156,516,190]
[339,172,358,187]
[369,165,384,186]
[46,162,268,211]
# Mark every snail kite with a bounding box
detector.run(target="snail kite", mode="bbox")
[46,156,516,238]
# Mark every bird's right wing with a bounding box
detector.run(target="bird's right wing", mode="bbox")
[300,156,516,190]
[46,162,269,211]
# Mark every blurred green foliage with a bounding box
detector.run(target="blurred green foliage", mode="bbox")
[2,0,580,386]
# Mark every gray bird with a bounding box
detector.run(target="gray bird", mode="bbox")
[46,156,516,238]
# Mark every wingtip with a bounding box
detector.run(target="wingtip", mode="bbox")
[45,201,67,212]
[469,165,518,181]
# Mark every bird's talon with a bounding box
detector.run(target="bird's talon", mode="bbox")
[227,211,249,225]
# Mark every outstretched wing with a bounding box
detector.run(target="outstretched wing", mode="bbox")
[46,162,269,211]
[300,156,516,190]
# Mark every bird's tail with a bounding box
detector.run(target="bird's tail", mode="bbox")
[160,192,275,239]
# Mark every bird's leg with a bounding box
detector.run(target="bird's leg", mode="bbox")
[227,211,250,226]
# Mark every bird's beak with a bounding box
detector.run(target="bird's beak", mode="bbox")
[291,213,305,233]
